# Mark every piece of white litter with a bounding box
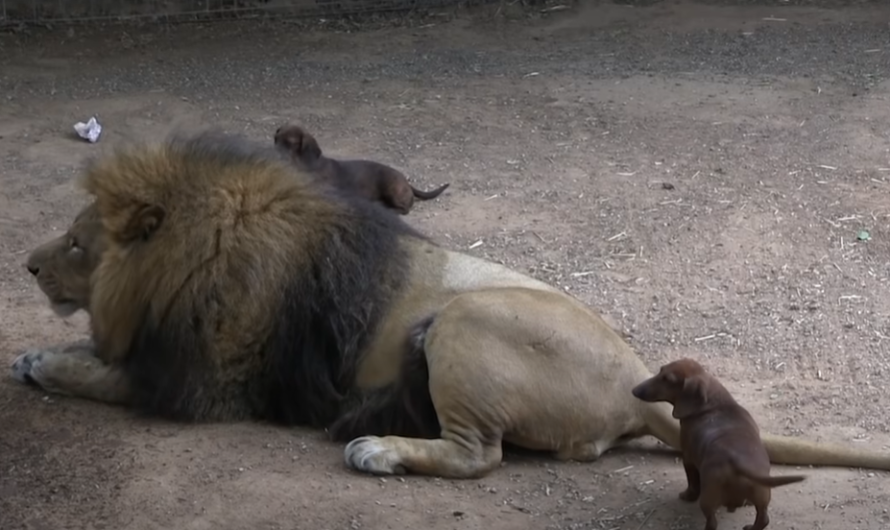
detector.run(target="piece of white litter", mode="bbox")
[74,117,102,143]
[468,240,483,250]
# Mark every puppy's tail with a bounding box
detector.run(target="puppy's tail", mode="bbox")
[411,183,450,200]
[730,456,806,488]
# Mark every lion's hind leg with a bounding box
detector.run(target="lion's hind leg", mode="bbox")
[555,441,608,462]
[345,429,504,478]
[10,342,130,405]
[344,420,619,478]
[339,313,506,479]
[343,287,650,478]
[343,383,508,478]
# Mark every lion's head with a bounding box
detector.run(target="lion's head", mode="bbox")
[25,202,106,318]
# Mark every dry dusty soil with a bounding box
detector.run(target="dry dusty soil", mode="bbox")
[1,1,889,529]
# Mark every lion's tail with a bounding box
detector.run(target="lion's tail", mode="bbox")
[641,398,890,472]
[328,314,441,442]
[759,433,890,471]
[640,401,682,451]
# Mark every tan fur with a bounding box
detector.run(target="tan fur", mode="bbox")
[13,131,890,480]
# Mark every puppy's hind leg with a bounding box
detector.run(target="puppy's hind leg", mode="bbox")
[744,489,771,530]
[743,509,769,530]
[387,185,414,215]
[698,488,722,530]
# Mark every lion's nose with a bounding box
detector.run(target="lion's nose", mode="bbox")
[26,264,39,276]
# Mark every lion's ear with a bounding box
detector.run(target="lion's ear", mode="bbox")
[120,204,166,243]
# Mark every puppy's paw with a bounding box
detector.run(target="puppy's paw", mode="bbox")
[344,436,406,476]
[678,488,700,502]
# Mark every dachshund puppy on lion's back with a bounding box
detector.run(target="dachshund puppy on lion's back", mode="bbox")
[631,358,805,530]
[273,123,450,215]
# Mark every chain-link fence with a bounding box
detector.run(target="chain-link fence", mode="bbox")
[0,0,492,26]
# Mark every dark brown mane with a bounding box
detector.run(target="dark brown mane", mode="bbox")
[82,129,427,427]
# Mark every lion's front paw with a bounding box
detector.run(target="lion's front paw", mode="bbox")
[11,349,42,384]
[344,436,407,476]
[10,349,61,393]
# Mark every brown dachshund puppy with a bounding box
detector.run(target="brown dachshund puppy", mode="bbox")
[631,358,805,530]
[273,124,450,215]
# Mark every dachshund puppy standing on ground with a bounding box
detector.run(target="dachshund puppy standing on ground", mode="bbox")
[631,358,806,530]
[273,124,450,215]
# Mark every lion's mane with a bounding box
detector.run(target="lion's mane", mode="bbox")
[82,130,423,427]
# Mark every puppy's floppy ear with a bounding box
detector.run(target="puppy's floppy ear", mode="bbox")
[671,374,708,419]
[297,131,322,162]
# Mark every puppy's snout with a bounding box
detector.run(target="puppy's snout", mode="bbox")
[26,263,39,276]
[631,383,647,399]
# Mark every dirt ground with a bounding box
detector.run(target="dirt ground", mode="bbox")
[1,0,889,528]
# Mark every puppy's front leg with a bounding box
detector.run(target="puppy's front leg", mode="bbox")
[679,460,701,502]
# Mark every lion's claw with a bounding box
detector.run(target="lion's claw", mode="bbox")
[344,436,406,476]
[10,349,60,392]
[11,349,43,385]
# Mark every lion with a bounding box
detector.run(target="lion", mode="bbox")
[12,130,890,479]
